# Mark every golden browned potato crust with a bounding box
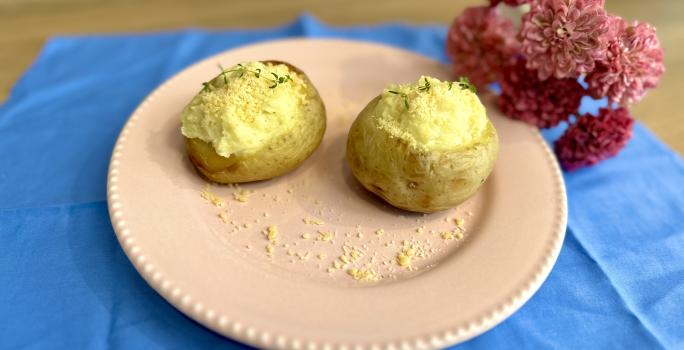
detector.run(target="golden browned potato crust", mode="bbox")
[184,60,326,183]
[346,96,498,213]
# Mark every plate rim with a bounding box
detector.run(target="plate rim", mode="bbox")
[107,38,568,350]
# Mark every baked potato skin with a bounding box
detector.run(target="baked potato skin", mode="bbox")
[184,61,326,183]
[346,96,498,213]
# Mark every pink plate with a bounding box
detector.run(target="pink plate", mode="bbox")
[107,39,567,349]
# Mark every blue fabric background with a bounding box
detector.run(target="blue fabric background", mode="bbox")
[1,15,683,349]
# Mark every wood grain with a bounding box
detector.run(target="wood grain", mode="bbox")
[1,0,681,153]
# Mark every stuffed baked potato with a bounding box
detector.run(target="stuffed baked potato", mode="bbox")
[181,60,326,183]
[346,76,498,213]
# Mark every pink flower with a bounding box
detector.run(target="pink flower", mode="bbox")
[554,107,634,171]
[586,19,665,105]
[490,0,531,6]
[446,6,519,87]
[520,0,611,80]
[498,59,585,128]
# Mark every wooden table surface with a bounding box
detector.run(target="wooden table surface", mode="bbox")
[1,0,681,154]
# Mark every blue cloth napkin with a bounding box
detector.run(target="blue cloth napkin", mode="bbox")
[1,15,683,349]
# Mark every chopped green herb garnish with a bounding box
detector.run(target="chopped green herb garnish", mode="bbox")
[202,63,293,91]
